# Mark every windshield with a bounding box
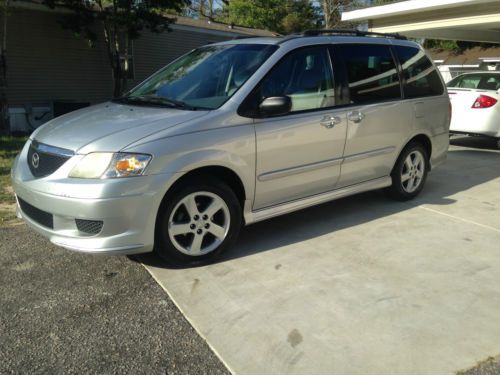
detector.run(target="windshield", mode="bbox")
[124,43,278,110]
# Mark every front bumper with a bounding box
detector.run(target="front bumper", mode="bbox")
[11,142,178,255]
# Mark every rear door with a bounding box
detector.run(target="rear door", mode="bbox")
[394,45,449,140]
[334,43,410,188]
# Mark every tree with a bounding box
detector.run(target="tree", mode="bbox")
[319,0,370,29]
[372,0,399,4]
[281,0,319,33]
[320,0,349,29]
[44,0,189,97]
[220,0,316,34]
[185,0,228,19]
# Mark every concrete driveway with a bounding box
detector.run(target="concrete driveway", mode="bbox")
[141,136,500,375]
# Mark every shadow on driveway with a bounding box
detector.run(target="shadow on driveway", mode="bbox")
[136,136,500,269]
[450,135,499,150]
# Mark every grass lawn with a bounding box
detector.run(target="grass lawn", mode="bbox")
[0,136,27,226]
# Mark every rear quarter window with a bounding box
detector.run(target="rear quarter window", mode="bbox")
[395,45,444,98]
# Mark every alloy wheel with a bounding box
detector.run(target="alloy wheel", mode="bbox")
[167,191,230,256]
[401,150,425,193]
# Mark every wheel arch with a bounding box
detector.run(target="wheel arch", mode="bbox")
[164,165,247,208]
[154,164,248,238]
[409,134,432,161]
[395,133,433,172]
[153,164,246,263]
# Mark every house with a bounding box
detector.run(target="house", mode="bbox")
[4,2,275,132]
[429,47,500,82]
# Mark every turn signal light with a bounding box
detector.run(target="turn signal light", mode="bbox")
[115,157,145,174]
[472,95,498,109]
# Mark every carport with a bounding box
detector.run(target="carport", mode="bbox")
[341,0,500,43]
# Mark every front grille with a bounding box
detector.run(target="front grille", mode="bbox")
[75,219,103,235]
[18,198,54,229]
[27,140,73,178]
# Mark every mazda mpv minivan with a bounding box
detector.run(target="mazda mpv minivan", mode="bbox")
[11,30,450,265]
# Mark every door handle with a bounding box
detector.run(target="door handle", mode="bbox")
[347,111,365,123]
[320,115,342,129]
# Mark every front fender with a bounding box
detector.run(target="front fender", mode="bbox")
[124,126,256,203]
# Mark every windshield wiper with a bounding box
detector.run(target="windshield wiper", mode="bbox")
[113,95,201,110]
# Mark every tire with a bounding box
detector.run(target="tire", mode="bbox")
[154,177,242,266]
[385,142,429,201]
[496,138,500,150]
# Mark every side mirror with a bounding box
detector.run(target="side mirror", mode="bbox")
[259,96,292,117]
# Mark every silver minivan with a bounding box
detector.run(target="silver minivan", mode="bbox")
[11,30,450,265]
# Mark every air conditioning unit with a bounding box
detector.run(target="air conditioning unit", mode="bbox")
[8,104,52,134]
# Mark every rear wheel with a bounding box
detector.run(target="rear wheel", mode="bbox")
[385,142,428,201]
[155,178,242,266]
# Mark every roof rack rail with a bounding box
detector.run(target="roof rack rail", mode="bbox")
[302,29,407,40]
[231,35,260,40]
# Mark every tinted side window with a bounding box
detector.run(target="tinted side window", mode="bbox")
[340,44,401,104]
[480,76,500,90]
[260,47,335,112]
[395,46,444,98]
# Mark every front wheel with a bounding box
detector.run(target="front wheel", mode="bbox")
[385,143,429,201]
[155,178,242,266]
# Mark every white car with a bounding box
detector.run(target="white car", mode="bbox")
[447,72,500,148]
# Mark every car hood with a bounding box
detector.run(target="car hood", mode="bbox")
[32,102,209,153]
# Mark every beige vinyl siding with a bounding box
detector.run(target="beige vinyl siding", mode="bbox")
[6,8,240,107]
[7,9,112,106]
[127,29,229,90]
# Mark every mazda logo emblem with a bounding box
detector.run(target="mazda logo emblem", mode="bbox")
[32,152,40,169]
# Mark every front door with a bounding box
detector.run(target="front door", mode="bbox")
[252,46,348,210]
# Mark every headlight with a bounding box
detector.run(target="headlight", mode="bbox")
[104,153,152,178]
[69,152,152,178]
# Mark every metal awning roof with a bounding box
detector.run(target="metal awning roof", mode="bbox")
[342,0,500,43]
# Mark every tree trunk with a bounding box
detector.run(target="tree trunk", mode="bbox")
[110,0,123,98]
[321,0,346,29]
[0,53,8,134]
[102,19,123,98]
[120,29,129,95]
[0,0,9,134]
[112,49,123,98]
[207,0,214,18]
